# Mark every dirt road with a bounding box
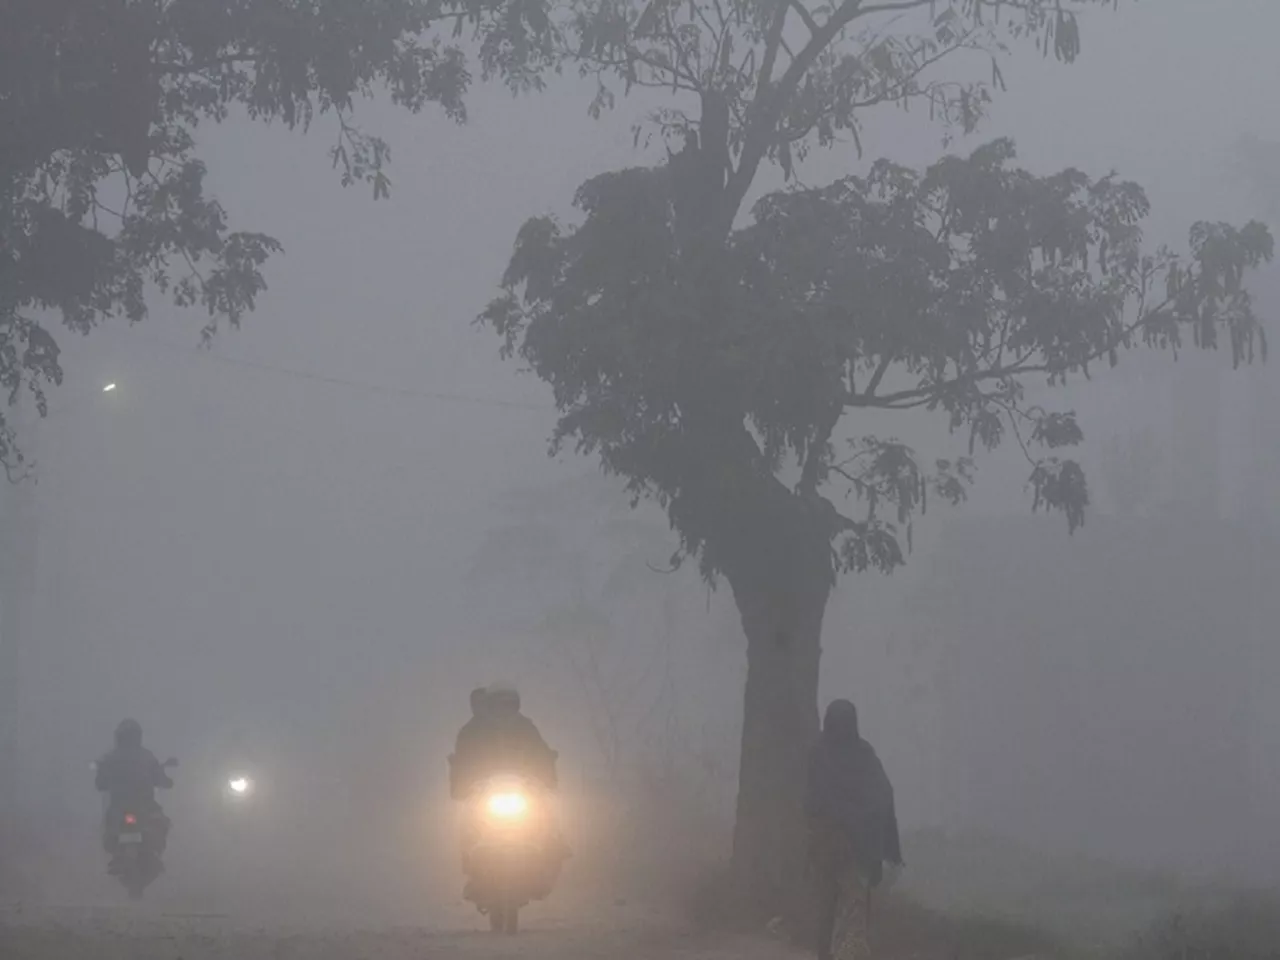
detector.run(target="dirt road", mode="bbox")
[0,902,803,960]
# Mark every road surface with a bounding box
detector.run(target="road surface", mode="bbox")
[0,900,803,960]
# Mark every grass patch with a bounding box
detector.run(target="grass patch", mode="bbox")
[872,892,1063,960]
[686,860,1063,960]
[898,829,1209,951]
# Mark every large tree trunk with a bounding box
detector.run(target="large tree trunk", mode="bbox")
[725,523,832,926]
[664,104,837,924]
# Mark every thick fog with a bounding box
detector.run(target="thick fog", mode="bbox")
[3,0,1279,921]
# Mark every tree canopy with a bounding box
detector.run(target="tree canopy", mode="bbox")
[488,139,1272,581]
[564,0,1113,224]
[478,1,1166,583]
[0,0,553,470]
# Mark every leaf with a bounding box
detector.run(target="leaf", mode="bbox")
[635,0,663,37]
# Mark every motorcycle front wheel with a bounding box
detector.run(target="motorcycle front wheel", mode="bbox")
[487,898,518,934]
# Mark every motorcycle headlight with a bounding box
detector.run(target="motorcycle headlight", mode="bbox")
[485,792,528,818]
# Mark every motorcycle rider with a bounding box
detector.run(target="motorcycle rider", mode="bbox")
[94,718,173,870]
[476,683,557,788]
[449,686,494,800]
[450,683,566,902]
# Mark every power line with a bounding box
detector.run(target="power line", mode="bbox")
[129,332,554,412]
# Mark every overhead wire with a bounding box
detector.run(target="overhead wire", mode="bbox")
[126,331,554,413]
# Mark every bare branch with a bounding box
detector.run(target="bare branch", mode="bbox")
[851,0,936,17]
[863,353,894,398]
[789,0,822,38]
[758,0,793,93]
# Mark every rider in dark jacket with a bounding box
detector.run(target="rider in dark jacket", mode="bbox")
[450,687,493,800]
[450,683,565,904]
[451,683,557,795]
[95,719,173,860]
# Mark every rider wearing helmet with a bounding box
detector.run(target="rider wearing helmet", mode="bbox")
[449,687,494,800]
[474,682,558,789]
[94,719,173,865]
[450,684,558,794]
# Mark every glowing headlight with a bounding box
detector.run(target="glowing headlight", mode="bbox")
[228,776,252,795]
[486,792,528,818]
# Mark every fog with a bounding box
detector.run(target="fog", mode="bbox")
[3,0,1279,931]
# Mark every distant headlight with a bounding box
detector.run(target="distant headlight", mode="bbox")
[486,792,528,818]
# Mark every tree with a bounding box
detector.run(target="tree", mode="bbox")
[0,0,553,471]
[480,0,1274,918]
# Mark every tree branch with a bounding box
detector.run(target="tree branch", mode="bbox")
[612,49,703,91]
[850,0,936,17]
[758,0,793,92]
[661,4,704,89]
[989,395,1037,466]
[789,0,822,38]
[852,294,1179,410]
[850,35,980,109]
[154,53,262,75]
[728,0,940,221]
[798,402,842,495]
[775,27,981,146]
[863,353,893,398]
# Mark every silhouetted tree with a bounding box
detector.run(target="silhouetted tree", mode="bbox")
[481,0,1273,916]
[0,0,553,468]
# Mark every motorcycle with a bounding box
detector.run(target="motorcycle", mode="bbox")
[93,757,179,900]
[462,773,562,934]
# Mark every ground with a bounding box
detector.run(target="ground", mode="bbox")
[0,899,807,960]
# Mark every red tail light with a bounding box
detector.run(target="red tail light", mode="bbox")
[123,813,137,826]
